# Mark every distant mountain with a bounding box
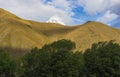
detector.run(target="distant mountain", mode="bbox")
[0,8,120,56]
[46,15,65,25]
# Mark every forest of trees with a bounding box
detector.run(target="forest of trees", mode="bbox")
[0,39,120,77]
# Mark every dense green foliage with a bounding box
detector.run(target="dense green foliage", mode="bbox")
[20,39,84,77]
[84,40,120,77]
[0,39,120,77]
[0,50,16,77]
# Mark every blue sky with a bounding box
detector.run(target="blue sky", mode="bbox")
[0,0,120,28]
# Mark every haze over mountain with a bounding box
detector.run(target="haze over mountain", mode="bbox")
[0,8,120,56]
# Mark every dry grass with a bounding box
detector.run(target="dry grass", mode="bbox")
[0,8,120,56]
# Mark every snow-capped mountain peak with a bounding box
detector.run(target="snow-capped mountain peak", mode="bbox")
[46,16,65,25]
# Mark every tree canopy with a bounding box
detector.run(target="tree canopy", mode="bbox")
[1,39,120,77]
[20,39,84,77]
[84,40,120,77]
[0,50,16,77]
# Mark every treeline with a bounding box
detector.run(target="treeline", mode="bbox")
[0,39,120,77]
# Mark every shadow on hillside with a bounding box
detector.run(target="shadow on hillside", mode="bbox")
[0,47,31,58]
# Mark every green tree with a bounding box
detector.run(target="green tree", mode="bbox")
[84,40,120,77]
[0,50,16,77]
[21,39,84,77]
[42,39,76,52]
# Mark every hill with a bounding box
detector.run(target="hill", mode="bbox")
[0,8,120,56]
[0,8,47,56]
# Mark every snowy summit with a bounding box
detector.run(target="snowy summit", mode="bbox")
[46,16,65,25]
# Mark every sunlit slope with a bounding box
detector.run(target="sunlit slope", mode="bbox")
[1,8,120,54]
[65,22,120,51]
[29,20,120,51]
[29,21,77,41]
[0,8,47,52]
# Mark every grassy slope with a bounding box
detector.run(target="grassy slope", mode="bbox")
[29,20,78,42]
[65,22,120,51]
[0,8,120,56]
[0,8,47,56]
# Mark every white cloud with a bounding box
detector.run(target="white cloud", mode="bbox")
[111,0,120,7]
[48,0,71,11]
[77,0,120,26]
[97,11,118,24]
[0,0,74,25]
[77,0,120,15]
[77,0,109,15]
[0,0,120,26]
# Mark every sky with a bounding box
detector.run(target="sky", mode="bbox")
[0,0,120,28]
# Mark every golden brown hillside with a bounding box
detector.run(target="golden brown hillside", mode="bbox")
[65,22,120,51]
[0,8,48,56]
[0,8,120,56]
